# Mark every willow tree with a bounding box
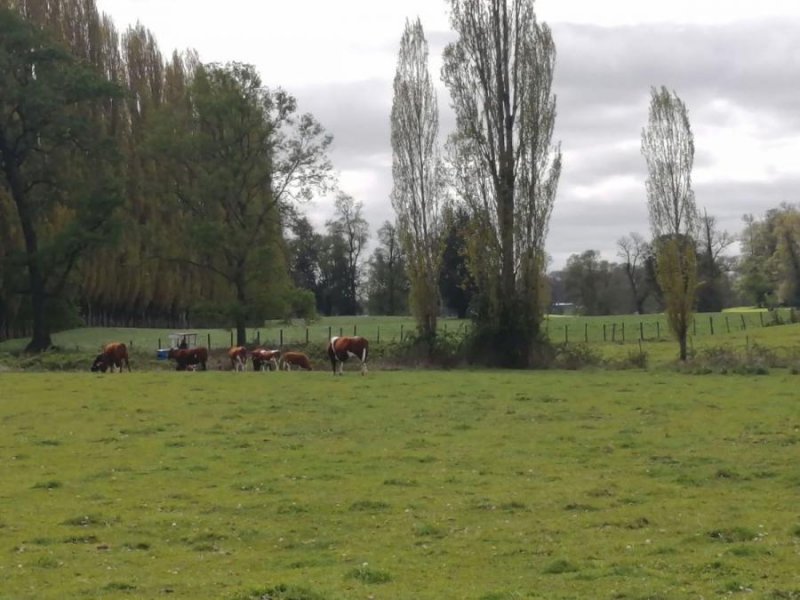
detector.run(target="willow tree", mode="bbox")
[442,0,561,367]
[641,86,698,360]
[391,17,444,342]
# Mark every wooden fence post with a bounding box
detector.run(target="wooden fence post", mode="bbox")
[611,323,616,342]
[256,330,260,345]
[280,329,284,347]
[208,333,211,349]
[692,317,696,336]
[328,326,332,340]
[158,337,161,349]
[306,328,309,344]
[400,324,404,341]
[621,322,625,343]
[603,324,607,342]
[230,331,233,346]
[759,312,764,327]
[354,324,357,336]
[656,321,660,339]
[584,323,588,343]
[709,316,714,335]
[377,326,380,344]
[725,316,730,333]
[564,325,569,344]
[640,322,644,341]
[741,314,747,330]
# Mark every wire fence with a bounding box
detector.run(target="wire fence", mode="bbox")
[147,309,797,351]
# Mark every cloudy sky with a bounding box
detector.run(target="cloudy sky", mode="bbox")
[95,0,800,269]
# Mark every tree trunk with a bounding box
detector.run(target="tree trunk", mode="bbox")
[236,319,247,347]
[679,331,688,361]
[2,144,52,353]
[235,274,247,346]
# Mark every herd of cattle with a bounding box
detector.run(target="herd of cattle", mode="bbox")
[90,336,369,375]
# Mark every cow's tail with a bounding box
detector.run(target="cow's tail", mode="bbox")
[328,339,337,375]
[361,341,368,375]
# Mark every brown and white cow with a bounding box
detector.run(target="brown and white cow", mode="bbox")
[228,346,248,372]
[91,342,131,373]
[281,351,312,371]
[168,347,208,371]
[327,336,368,375]
[251,348,280,372]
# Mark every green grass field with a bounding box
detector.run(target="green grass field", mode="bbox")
[1,370,799,599]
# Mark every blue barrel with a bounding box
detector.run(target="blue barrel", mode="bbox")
[156,349,170,360]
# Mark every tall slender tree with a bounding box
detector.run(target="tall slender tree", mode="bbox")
[391,17,444,342]
[442,0,561,367]
[641,86,698,360]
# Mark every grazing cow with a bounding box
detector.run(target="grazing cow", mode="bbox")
[228,346,248,372]
[327,336,368,376]
[251,348,280,372]
[90,342,131,373]
[168,347,208,371]
[281,351,312,371]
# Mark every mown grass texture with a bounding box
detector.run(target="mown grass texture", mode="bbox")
[1,370,799,599]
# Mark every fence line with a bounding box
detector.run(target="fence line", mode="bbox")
[145,309,797,350]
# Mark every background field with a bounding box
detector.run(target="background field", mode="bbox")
[0,308,795,359]
[1,370,799,599]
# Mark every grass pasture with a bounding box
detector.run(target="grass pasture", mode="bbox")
[1,370,799,599]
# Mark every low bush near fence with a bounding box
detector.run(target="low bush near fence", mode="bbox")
[677,342,800,375]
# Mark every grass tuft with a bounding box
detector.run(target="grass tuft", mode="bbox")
[707,527,758,543]
[345,563,392,584]
[348,500,389,512]
[543,559,580,574]
[32,480,62,490]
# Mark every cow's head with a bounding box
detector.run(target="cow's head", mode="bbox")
[90,354,108,372]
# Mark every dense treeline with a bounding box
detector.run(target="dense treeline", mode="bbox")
[0,0,335,346]
[550,205,800,316]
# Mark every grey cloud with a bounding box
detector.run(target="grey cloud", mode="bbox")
[292,78,392,171]
[553,19,800,124]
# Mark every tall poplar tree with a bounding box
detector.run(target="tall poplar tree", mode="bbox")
[442,0,561,367]
[391,17,444,342]
[641,86,698,360]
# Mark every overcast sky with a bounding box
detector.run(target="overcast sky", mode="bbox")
[94,0,800,269]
